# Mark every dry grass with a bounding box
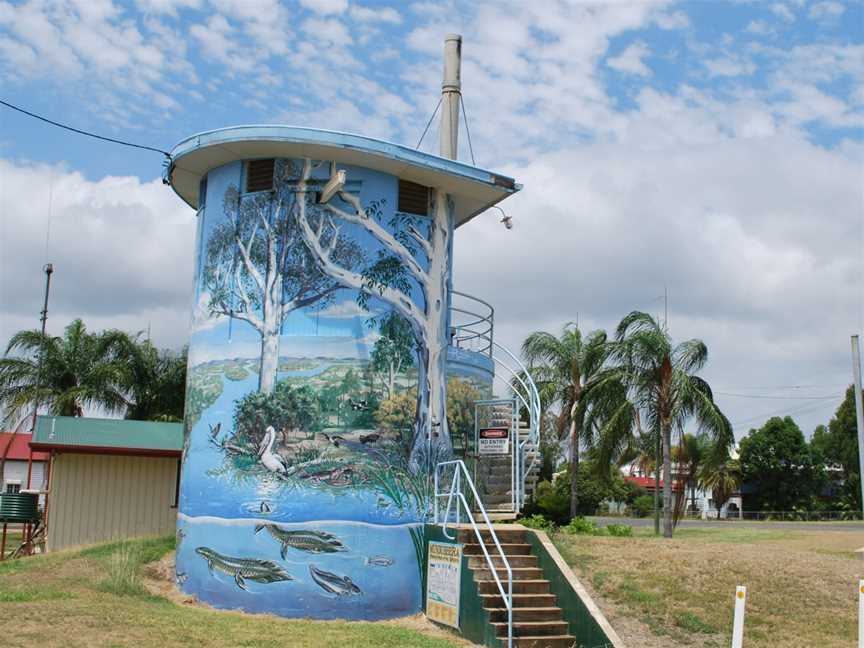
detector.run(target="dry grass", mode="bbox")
[0,536,466,648]
[554,525,864,648]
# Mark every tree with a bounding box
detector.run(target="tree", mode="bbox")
[202,160,362,394]
[0,319,129,424]
[294,160,454,469]
[697,455,742,519]
[673,433,708,519]
[122,339,187,422]
[811,385,862,509]
[739,416,822,511]
[370,312,414,398]
[0,320,131,484]
[521,324,608,518]
[375,392,416,443]
[595,312,732,538]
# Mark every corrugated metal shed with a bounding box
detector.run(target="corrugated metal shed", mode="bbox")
[32,416,182,456]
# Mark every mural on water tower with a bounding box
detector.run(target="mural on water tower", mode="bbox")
[176,156,484,619]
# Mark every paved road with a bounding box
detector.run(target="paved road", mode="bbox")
[590,516,864,532]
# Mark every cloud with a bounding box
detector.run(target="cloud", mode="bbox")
[607,41,652,77]
[808,1,845,20]
[770,3,796,22]
[315,300,373,320]
[0,159,195,349]
[704,56,756,78]
[349,5,401,24]
[298,0,347,15]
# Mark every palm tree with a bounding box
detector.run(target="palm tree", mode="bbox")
[121,339,187,422]
[698,456,742,519]
[0,319,130,426]
[522,324,607,517]
[597,311,732,538]
[673,433,708,522]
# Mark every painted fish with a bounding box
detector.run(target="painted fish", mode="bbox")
[175,571,188,585]
[195,547,293,591]
[308,565,362,597]
[254,524,348,559]
[364,555,394,567]
[259,500,272,514]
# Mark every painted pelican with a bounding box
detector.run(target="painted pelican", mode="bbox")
[258,425,288,474]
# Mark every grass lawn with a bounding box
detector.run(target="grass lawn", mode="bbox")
[554,524,863,648]
[0,536,464,648]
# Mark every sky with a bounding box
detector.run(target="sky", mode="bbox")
[0,0,862,440]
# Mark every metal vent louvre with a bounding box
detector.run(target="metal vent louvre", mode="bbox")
[398,179,430,215]
[246,158,275,192]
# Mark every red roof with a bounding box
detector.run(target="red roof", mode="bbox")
[0,433,49,462]
[625,475,682,492]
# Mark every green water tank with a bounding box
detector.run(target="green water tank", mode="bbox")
[0,492,39,523]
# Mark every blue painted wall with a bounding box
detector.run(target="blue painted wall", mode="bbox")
[176,157,488,619]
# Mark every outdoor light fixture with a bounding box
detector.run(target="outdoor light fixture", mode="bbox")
[489,205,513,230]
[319,162,346,203]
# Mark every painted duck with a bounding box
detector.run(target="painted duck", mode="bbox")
[258,425,288,474]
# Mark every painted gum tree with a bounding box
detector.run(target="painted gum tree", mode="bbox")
[202,161,361,393]
[294,160,453,469]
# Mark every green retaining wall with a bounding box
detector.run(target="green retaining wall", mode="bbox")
[524,530,614,648]
[423,524,498,647]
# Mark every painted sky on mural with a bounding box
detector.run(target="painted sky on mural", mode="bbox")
[0,0,861,439]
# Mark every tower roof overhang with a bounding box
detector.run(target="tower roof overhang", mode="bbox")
[166,125,520,228]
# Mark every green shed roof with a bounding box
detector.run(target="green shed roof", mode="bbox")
[32,416,183,456]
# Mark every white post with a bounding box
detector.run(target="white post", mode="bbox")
[851,336,864,519]
[731,586,746,648]
[859,579,864,648]
[439,34,462,160]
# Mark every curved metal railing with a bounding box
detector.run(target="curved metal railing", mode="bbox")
[490,341,541,511]
[450,290,493,357]
[434,459,513,648]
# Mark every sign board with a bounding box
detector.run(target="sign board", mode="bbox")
[426,541,462,628]
[478,426,510,455]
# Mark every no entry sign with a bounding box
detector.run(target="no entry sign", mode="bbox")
[478,426,510,455]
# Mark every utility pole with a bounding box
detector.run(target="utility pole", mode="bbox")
[439,34,462,161]
[851,335,864,518]
[26,263,53,489]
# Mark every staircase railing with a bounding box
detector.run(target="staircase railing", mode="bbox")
[450,290,494,357]
[434,459,513,648]
[490,341,541,511]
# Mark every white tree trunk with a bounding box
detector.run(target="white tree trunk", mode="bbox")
[409,188,452,468]
[258,276,281,395]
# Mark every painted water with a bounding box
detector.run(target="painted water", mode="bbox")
[176,516,422,620]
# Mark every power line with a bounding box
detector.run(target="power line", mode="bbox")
[0,99,170,157]
[715,391,839,400]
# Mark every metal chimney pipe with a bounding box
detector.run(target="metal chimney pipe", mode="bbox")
[439,34,462,161]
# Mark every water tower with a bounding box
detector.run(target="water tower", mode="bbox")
[165,35,522,619]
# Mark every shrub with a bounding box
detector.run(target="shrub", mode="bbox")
[631,494,654,518]
[605,523,633,537]
[518,514,555,531]
[564,516,603,535]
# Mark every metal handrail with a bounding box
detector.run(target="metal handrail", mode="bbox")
[450,290,494,357]
[489,341,541,511]
[434,459,513,648]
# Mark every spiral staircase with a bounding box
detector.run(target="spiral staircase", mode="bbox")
[449,291,541,518]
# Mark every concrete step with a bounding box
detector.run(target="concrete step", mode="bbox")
[493,621,570,637]
[485,607,564,623]
[502,635,577,648]
[463,542,533,556]
[458,527,526,544]
[481,593,557,609]
[476,579,550,595]
[468,554,538,569]
[472,567,544,581]
[482,493,514,505]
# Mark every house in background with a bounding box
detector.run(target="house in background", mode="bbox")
[0,433,48,500]
[30,416,182,552]
[621,465,743,519]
